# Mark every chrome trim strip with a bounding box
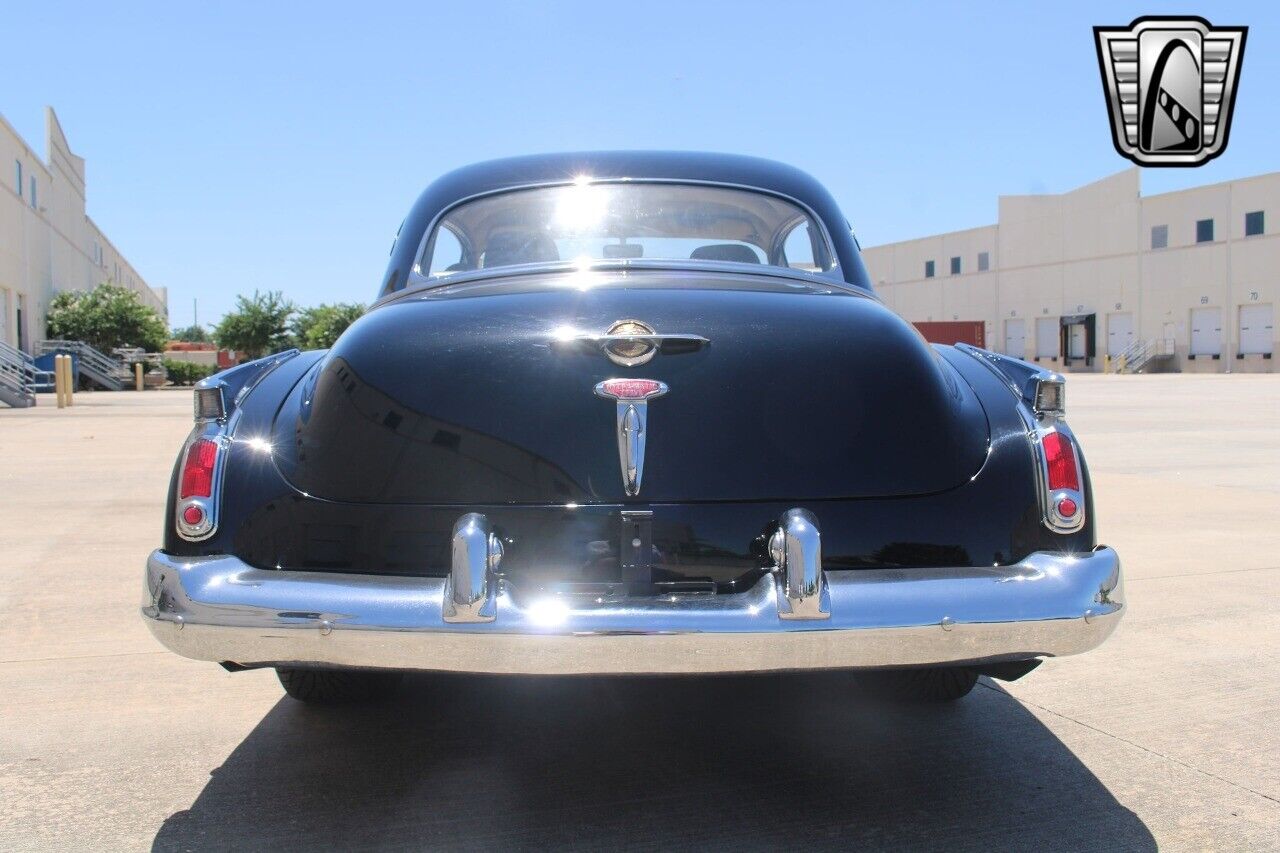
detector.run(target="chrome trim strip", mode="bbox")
[554,331,711,364]
[142,546,1123,675]
[385,260,857,307]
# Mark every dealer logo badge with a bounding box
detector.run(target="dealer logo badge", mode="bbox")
[1094,17,1246,167]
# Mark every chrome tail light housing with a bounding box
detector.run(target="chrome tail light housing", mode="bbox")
[1035,426,1086,533]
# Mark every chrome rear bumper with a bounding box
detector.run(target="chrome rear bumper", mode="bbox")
[142,536,1123,676]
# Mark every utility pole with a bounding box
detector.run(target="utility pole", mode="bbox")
[193,298,198,330]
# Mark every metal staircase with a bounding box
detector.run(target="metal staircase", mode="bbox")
[0,341,38,408]
[36,340,131,391]
[1115,337,1177,374]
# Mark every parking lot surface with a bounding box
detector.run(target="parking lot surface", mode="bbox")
[2,376,1278,851]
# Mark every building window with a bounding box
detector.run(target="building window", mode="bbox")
[924,260,935,278]
[1151,224,1168,249]
[14,161,21,198]
[29,176,36,209]
[950,256,961,275]
[1245,210,1264,237]
[977,251,990,271]
[1196,218,1214,243]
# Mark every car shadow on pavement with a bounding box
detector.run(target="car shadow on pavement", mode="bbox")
[153,672,1154,851]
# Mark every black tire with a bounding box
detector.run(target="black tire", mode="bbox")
[275,667,403,704]
[856,667,979,702]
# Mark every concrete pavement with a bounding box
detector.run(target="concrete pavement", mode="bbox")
[1,378,1278,851]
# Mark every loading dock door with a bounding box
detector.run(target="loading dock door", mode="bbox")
[1107,312,1134,357]
[1239,304,1273,355]
[1003,318,1026,358]
[1190,307,1222,356]
[1068,325,1087,359]
[1035,317,1059,358]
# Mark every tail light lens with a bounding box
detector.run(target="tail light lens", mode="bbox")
[1041,431,1081,492]
[180,438,219,498]
[1038,429,1085,533]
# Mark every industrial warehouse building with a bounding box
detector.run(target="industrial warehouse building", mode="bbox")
[863,168,1277,372]
[1,107,167,353]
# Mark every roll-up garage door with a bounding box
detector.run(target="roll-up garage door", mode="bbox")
[1107,312,1134,357]
[1190,308,1222,356]
[1003,318,1026,358]
[1035,317,1059,358]
[1239,304,1273,355]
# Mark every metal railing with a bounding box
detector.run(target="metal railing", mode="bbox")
[36,340,132,391]
[1114,337,1177,374]
[0,340,38,407]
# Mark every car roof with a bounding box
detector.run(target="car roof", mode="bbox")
[380,151,872,296]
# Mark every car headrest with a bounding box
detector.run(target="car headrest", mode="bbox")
[690,243,761,264]
[483,231,560,268]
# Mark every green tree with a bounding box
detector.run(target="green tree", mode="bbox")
[213,290,295,359]
[46,282,168,353]
[291,302,366,350]
[171,324,210,343]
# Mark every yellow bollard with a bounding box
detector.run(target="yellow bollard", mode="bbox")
[135,362,145,392]
[64,355,74,406]
[55,354,66,408]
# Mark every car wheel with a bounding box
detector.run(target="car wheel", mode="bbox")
[275,667,403,704]
[857,666,980,702]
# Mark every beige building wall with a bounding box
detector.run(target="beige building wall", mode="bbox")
[0,107,166,353]
[863,169,1278,373]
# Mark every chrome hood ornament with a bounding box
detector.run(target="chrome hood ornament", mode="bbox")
[594,378,668,496]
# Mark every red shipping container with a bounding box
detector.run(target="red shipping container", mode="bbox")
[913,321,985,348]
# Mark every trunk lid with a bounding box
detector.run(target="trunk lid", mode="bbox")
[270,271,988,504]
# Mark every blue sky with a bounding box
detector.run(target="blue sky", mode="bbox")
[2,1,1276,328]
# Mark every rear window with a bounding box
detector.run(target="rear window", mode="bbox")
[419,182,835,278]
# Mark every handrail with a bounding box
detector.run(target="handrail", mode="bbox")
[0,340,38,401]
[1115,336,1175,374]
[36,340,131,380]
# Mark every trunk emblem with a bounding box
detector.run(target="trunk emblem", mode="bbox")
[603,320,658,366]
[552,321,710,366]
[595,379,668,496]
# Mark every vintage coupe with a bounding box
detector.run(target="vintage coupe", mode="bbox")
[143,152,1123,703]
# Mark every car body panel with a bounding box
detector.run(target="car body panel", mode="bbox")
[269,270,989,505]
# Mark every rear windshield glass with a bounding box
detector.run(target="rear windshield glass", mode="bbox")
[419,182,834,278]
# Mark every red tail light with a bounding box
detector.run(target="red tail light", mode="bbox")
[180,438,219,498]
[1041,431,1080,492]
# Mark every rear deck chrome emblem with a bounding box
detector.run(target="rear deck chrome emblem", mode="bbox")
[552,320,709,366]
[603,319,658,366]
[594,378,667,496]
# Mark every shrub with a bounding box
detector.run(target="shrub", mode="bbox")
[163,359,217,386]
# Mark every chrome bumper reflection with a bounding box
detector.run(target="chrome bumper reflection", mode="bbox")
[142,545,1123,675]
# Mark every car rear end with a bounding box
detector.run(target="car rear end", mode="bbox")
[143,274,1122,688]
